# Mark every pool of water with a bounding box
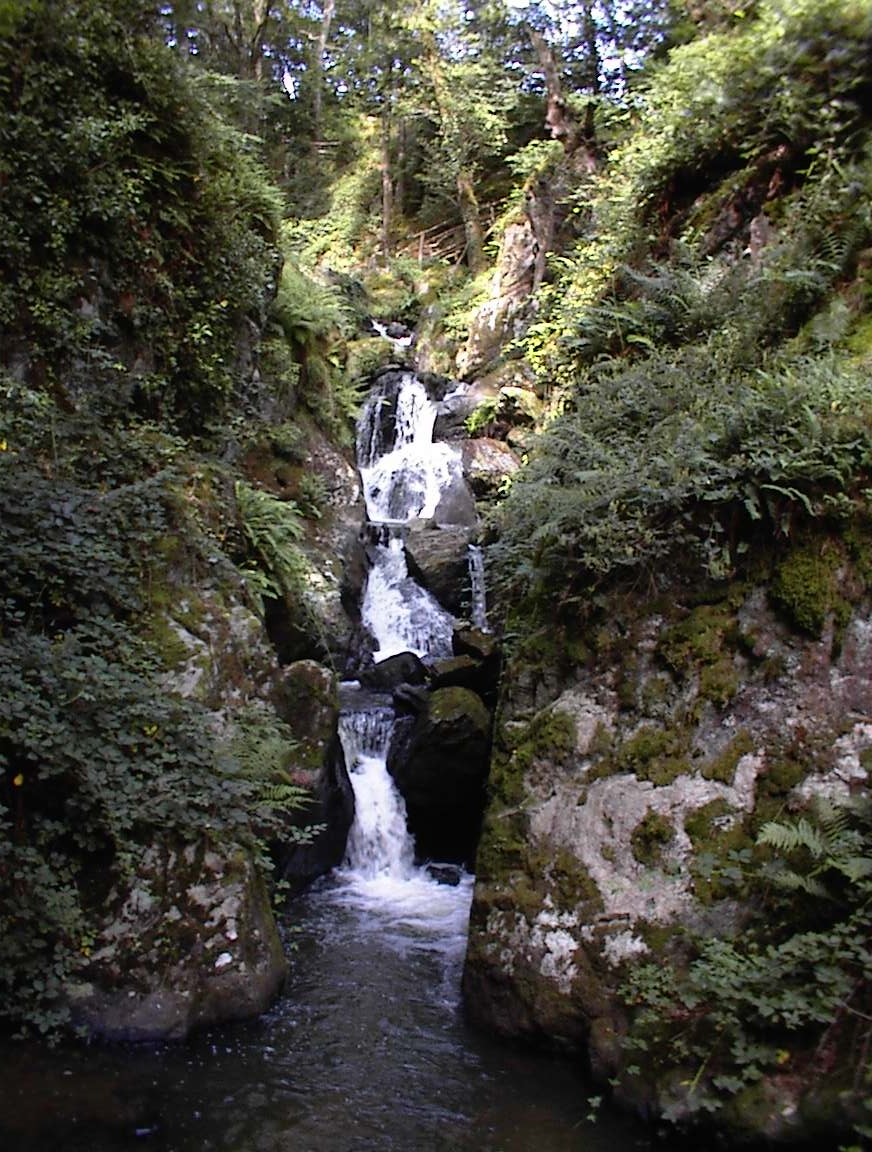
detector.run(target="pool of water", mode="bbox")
[0,874,655,1152]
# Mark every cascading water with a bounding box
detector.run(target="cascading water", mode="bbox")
[336,363,473,912]
[468,544,489,633]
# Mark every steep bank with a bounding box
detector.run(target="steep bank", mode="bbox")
[445,1,872,1143]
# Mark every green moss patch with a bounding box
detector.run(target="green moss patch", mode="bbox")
[769,543,844,637]
[701,730,755,784]
[631,811,675,867]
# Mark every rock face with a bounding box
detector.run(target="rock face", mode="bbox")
[66,843,287,1041]
[461,438,520,500]
[271,660,353,887]
[389,685,492,865]
[464,565,872,1141]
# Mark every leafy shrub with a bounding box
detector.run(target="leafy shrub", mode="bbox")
[622,798,872,1134]
[490,349,872,603]
[0,0,281,430]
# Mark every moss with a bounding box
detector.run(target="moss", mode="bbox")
[701,730,755,785]
[474,811,527,880]
[658,602,738,677]
[548,848,604,913]
[759,756,806,799]
[491,706,577,809]
[631,811,674,867]
[769,544,843,637]
[639,673,673,716]
[610,724,691,785]
[143,612,191,670]
[699,657,740,707]
[843,519,872,590]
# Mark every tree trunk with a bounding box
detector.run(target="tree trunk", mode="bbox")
[457,171,485,273]
[312,0,336,141]
[529,26,597,173]
[394,118,407,219]
[380,108,393,263]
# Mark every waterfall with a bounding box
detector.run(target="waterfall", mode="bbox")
[468,545,489,633]
[338,708,415,880]
[339,364,474,890]
[361,531,454,662]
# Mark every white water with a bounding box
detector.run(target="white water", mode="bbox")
[336,701,473,927]
[469,544,489,632]
[371,318,414,348]
[358,373,460,524]
[361,534,454,662]
[338,365,475,924]
[358,372,460,661]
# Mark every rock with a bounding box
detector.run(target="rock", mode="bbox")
[359,650,429,690]
[271,660,338,765]
[65,842,287,1041]
[270,661,352,888]
[454,626,499,662]
[429,655,483,690]
[433,389,477,440]
[405,523,473,614]
[461,438,520,499]
[464,570,872,1142]
[388,686,492,864]
[426,862,464,886]
[433,468,478,528]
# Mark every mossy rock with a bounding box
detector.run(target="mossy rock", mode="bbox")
[607,723,691,786]
[701,730,755,784]
[490,706,577,809]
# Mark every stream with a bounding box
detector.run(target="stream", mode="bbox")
[0,362,656,1152]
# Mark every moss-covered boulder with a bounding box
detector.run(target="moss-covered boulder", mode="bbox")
[389,685,493,864]
[65,841,287,1041]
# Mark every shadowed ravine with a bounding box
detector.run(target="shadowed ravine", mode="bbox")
[0,364,655,1151]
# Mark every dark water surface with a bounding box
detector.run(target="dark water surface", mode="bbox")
[0,877,656,1152]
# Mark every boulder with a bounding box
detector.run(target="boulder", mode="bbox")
[358,650,429,691]
[388,686,492,865]
[463,570,872,1143]
[65,842,287,1042]
[405,523,473,614]
[461,438,520,500]
[433,469,478,528]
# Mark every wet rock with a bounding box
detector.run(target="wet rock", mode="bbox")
[405,523,473,614]
[461,438,520,500]
[388,686,492,865]
[426,862,464,886]
[454,626,499,662]
[359,650,429,691]
[433,469,478,528]
[65,843,287,1042]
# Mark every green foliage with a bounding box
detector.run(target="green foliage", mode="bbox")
[0,0,281,430]
[235,480,311,615]
[491,349,872,603]
[622,796,872,1130]
[0,620,267,1035]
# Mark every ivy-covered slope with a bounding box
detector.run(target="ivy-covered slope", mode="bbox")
[0,1,359,1040]
[465,0,872,1143]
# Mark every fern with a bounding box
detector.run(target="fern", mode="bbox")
[235,480,313,618]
